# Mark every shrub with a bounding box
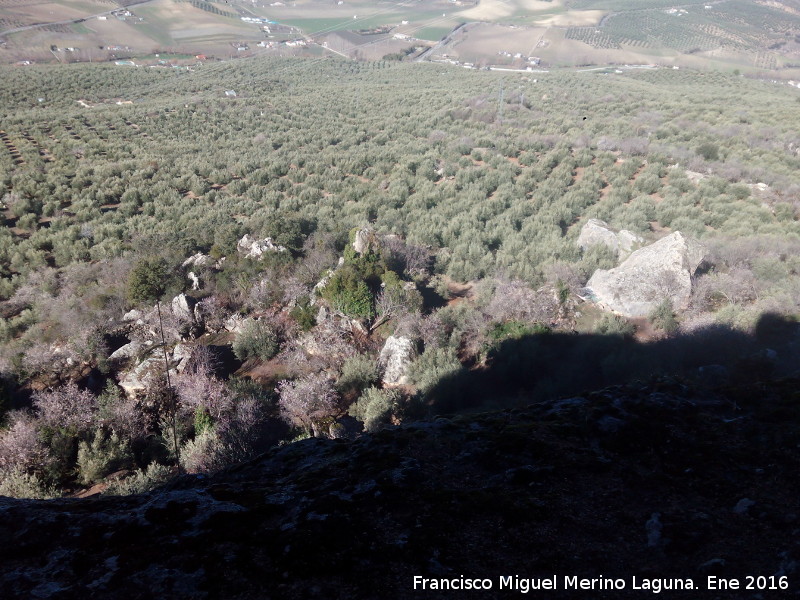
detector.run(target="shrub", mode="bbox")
[127,257,168,304]
[337,354,380,396]
[33,382,97,434]
[0,467,58,499]
[180,429,221,474]
[232,319,280,361]
[104,462,172,496]
[289,297,318,331]
[348,387,400,432]
[595,313,636,337]
[277,373,339,436]
[76,429,132,485]
[696,142,719,161]
[649,299,678,334]
[322,265,375,319]
[408,347,463,395]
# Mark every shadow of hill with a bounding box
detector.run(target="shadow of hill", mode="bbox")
[426,313,799,415]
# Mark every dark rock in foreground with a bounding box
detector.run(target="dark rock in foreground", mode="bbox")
[1,377,799,599]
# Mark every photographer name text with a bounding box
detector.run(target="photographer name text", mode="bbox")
[412,575,789,594]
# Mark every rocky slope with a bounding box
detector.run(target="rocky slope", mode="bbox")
[1,377,799,599]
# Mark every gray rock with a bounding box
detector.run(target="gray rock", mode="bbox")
[733,498,756,515]
[187,271,200,291]
[585,231,705,318]
[119,356,167,396]
[352,228,373,255]
[108,340,147,363]
[646,512,662,547]
[698,558,727,572]
[577,219,644,259]
[311,269,335,306]
[123,309,142,322]
[171,294,196,323]
[379,336,417,385]
[172,343,193,373]
[192,303,206,329]
[236,234,287,259]
[223,314,245,334]
[597,415,625,434]
[181,253,210,268]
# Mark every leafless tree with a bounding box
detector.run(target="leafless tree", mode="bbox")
[0,412,52,473]
[277,372,339,436]
[33,382,97,433]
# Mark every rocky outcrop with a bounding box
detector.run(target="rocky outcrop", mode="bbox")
[352,227,378,255]
[181,253,211,268]
[118,356,167,396]
[236,234,287,259]
[585,231,705,317]
[577,219,644,259]
[122,309,143,323]
[171,294,196,323]
[0,376,798,599]
[378,335,416,385]
[108,340,149,365]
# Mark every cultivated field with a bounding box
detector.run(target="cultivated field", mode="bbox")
[2,0,800,75]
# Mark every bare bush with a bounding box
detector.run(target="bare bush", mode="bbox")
[485,278,557,324]
[277,372,339,436]
[33,382,97,433]
[0,412,51,473]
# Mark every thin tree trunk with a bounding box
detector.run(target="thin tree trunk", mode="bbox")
[157,300,182,473]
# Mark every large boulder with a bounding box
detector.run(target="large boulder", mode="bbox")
[352,228,378,255]
[118,356,167,397]
[379,336,417,386]
[108,340,150,364]
[171,294,196,323]
[584,231,705,318]
[181,253,211,268]
[237,234,287,259]
[577,219,644,259]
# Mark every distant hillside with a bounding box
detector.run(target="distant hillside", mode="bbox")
[2,0,800,75]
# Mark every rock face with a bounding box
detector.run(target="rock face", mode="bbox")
[181,253,210,268]
[171,294,196,323]
[577,219,644,259]
[0,377,798,599]
[118,356,168,396]
[585,231,705,317]
[108,340,149,364]
[378,335,416,385]
[352,228,376,255]
[237,234,287,259]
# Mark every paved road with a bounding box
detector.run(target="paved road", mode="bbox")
[416,21,468,62]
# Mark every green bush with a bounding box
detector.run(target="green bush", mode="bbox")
[408,347,463,395]
[696,142,719,161]
[348,387,399,432]
[595,313,636,337]
[76,429,132,485]
[0,468,58,499]
[104,462,172,496]
[289,297,318,331]
[649,299,678,334]
[322,265,375,319]
[337,354,380,396]
[489,320,550,342]
[232,320,280,361]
